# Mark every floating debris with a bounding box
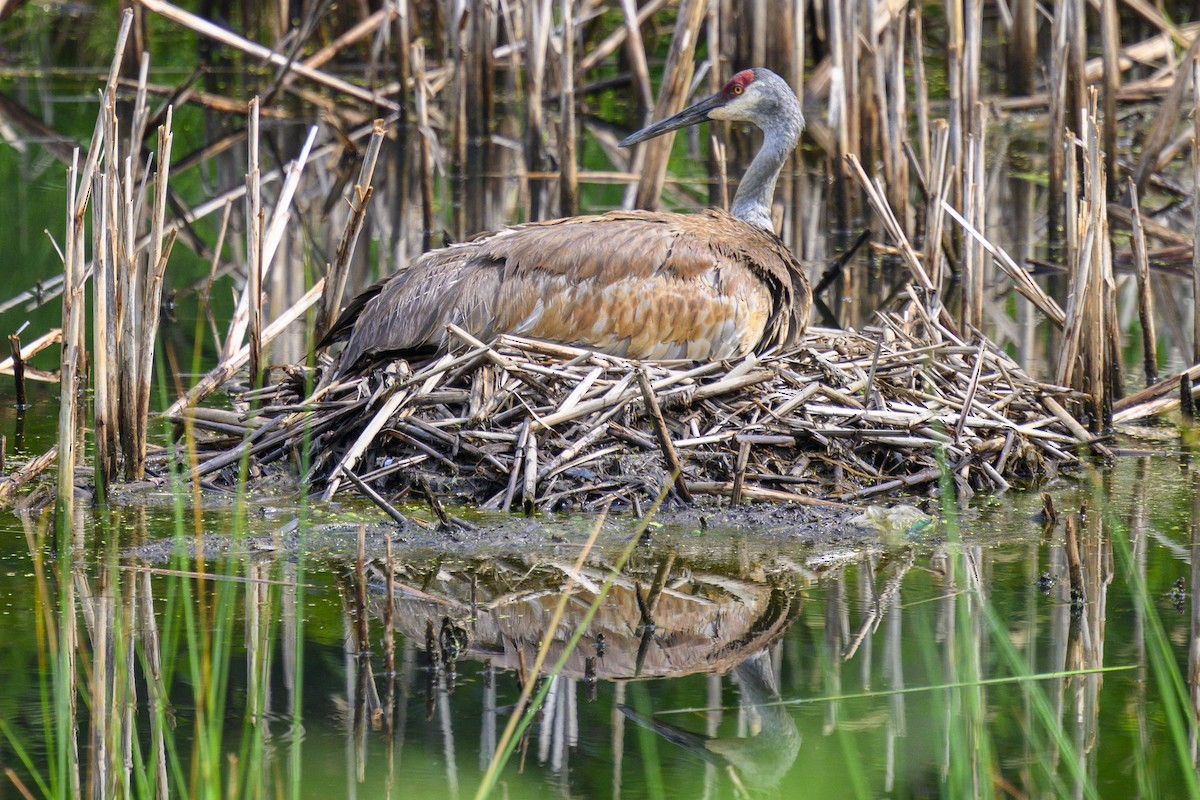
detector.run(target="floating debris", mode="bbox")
[849,504,934,539]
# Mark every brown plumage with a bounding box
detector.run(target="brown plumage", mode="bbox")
[320,67,810,374]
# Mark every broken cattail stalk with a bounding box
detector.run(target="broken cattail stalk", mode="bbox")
[523,0,551,221]
[354,523,369,650]
[8,329,27,409]
[91,166,109,490]
[224,117,318,369]
[246,98,263,389]
[620,0,654,114]
[0,328,62,383]
[1128,179,1158,386]
[632,0,706,211]
[57,151,83,528]
[925,121,951,289]
[1100,0,1120,197]
[133,108,175,479]
[1194,57,1200,367]
[559,0,578,217]
[1063,515,1086,607]
[0,445,57,506]
[1041,492,1058,524]
[942,202,1066,326]
[961,104,985,330]
[636,368,692,503]
[450,6,467,241]
[412,43,435,248]
[522,430,538,515]
[383,532,396,677]
[1056,94,1117,430]
[316,119,386,340]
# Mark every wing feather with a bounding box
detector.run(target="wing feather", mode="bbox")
[332,209,809,372]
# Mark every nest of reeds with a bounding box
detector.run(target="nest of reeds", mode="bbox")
[172,303,1095,512]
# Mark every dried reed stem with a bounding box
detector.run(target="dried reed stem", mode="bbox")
[1194,57,1200,366]
[632,0,706,211]
[1127,180,1158,386]
[246,98,263,388]
[317,119,386,339]
[58,151,82,525]
[558,0,578,217]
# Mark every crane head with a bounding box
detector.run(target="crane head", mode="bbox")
[619,69,787,147]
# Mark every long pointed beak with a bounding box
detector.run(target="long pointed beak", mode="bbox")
[619,92,724,147]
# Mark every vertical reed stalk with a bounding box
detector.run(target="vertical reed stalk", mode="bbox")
[1128,179,1157,386]
[621,0,667,209]
[969,103,985,330]
[7,330,26,410]
[246,99,263,389]
[910,5,930,175]
[860,3,881,186]
[558,0,578,217]
[886,11,909,231]
[1008,0,1037,95]
[317,120,386,339]
[632,0,706,211]
[118,154,139,476]
[1194,58,1200,367]
[1100,0,1120,198]
[129,52,151,164]
[525,0,552,221]
[787,0,805,248]
[829,0,853,226]
[944,0,964,208]
[390,0,412,267]
[1059,94,1116,429]
[220,114,315,385]
[1048,0,1069,242]
[103,102,121,482]
[621,0,652,115]
[57,152,81,530]
[413,43,435,250]
[56,9,133,514]
[91,167,109,494]
[926,121,951,291]
[451,6,467,241]
[135,109,174,476]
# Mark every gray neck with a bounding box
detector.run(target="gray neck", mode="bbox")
[730,109,804,230]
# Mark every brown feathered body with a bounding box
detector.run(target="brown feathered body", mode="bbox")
[322,208,811,372]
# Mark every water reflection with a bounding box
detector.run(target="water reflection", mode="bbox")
[372,557,799,682]
[6,459,1200,797]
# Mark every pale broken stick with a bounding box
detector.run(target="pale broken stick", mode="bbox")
[0,328,62,383]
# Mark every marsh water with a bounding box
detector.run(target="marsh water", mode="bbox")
[5,431,1200,799]
[7,12,1200,800]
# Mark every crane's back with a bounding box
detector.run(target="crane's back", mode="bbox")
[326,209,809,372]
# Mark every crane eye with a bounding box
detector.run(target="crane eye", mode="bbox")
[731,84,743,95]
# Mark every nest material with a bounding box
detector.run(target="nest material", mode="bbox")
[171,308,1093,511]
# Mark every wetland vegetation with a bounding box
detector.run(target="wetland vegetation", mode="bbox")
[5,0,1200,797]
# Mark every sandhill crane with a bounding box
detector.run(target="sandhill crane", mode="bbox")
[320,68,810,373]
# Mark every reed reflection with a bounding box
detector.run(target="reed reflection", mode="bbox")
[13,492,1200,798]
